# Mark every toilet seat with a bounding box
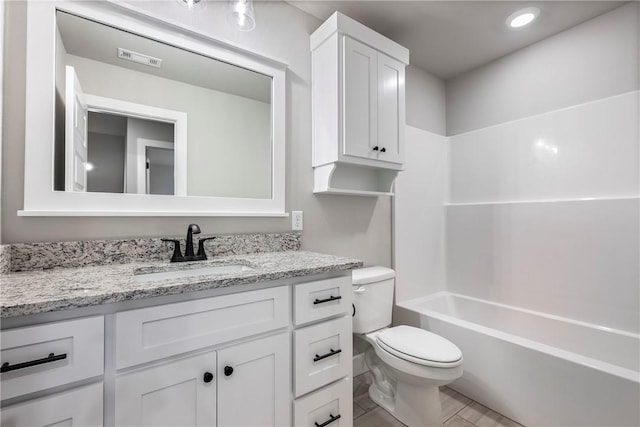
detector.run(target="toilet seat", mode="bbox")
[376,326,462,368]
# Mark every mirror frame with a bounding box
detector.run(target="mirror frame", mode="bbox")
[21,0,287,217]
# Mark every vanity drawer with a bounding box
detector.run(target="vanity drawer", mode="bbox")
[115,285,289,369]
[294,276,351,326]
[0,316,104,400]
[294,316,352,397]
[294,377,352,427]
[1,382,103,427]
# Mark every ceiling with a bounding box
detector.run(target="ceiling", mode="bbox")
[57,11,272,103]
[289,1,626,79]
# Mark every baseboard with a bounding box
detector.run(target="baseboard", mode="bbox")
[353,352,369,377]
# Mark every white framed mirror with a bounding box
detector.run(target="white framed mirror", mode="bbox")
[21,0,287,216]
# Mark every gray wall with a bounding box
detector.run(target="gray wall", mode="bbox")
[0,1,3,243]
[1,1,445,270]
[405,65,446,136]
[86,132,126,193]
[446,2,640,135]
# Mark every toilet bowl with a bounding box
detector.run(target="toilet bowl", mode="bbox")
[352,267,463,427]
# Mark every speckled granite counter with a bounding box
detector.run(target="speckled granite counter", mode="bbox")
[0,251,362,318]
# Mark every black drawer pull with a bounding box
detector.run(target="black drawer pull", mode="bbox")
[315,413,341,427]
[1,353,67,373]
[313,348,342,362]
[313,295,342,305]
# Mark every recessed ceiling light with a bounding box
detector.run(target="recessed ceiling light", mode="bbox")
[506,7,540,29]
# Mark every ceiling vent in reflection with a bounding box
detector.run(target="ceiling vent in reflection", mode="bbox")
[117,48,163,69]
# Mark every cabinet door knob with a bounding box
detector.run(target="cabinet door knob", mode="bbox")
[372,146,379,151]
[224,366,234,376]
[380,147,386,153]
[203,372,214,383]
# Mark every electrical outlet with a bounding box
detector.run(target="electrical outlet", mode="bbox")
[292,211,303,231]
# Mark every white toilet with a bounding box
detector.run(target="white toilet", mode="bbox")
[352,267,463,427]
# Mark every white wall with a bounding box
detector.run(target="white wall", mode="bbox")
[393,126,448,303]
[445,4,639,333]
[446,3,640,135]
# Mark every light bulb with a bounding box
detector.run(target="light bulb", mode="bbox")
[506,7,540,29]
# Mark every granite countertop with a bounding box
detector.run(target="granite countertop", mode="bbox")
[0,251,362,318]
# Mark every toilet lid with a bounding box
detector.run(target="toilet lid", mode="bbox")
[376,325,462,367]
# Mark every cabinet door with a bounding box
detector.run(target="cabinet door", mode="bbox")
[217,332,290,427]
[377,52,404,164]
[115,352,216,427]
[342,36,378,160]
[1,382,103,427]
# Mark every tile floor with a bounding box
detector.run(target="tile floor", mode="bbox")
[353,372,524,427]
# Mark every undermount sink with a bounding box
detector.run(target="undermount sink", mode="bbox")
[134,263,254,282]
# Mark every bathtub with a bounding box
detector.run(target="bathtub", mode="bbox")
[395,292,640,427]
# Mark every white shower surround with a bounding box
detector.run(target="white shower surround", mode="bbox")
[446,91,640,334]
[394,89,639,423]
[396,292,640,427]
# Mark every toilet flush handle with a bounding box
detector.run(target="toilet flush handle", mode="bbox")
[352,286,365,317]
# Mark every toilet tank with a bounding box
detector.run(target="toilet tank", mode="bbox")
[352,266,395,334]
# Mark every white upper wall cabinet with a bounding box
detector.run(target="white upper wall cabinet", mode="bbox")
[311,12,409,196]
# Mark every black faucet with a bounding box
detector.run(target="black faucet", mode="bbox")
[185,223,201,258]
[162,224,216,262]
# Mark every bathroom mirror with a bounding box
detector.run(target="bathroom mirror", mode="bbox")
[21,1,286,216]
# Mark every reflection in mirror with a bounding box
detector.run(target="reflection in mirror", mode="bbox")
[54,10,273,199]
[83,111,176,195]
[146,146,175,195]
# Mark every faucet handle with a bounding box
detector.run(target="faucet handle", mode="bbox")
[197,237,216,260]
[162,239,184,263]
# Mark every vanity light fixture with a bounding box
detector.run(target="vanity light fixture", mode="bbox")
[228,0,256,32]
[178,0,206,10]
[506,7,540,28]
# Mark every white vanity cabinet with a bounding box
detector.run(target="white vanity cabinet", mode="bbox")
[1,271,355,427]
[0,316,105,427]
[115,333,290,427]
[292,276,354,427]
[311,12,409,196]
[114,286,291,427]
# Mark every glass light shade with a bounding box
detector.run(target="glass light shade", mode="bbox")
[228,0,256,32]
[177,0,207,11]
